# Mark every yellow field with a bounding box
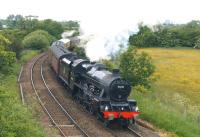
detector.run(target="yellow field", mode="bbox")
[139,48,200,111]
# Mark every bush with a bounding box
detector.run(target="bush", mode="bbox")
[0,50,16,71]
[0,29,29,58]
[0,34,16,72]
[0,75,45,137]
[119,46,155,88]
[100,59,115,71]
[22,30,54,50]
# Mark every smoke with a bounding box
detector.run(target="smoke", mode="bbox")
[80,22,137,61]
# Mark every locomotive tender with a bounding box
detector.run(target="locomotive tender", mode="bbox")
[48,40,139,128]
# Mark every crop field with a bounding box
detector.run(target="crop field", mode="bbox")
[132,48,200,137]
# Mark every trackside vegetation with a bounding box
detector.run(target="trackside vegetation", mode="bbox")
[127,21,200,137]
[0,50,45,137]
[0,14,80,137]
[22,30,55,50]
[119,46,155,88]
[132,48,200,137]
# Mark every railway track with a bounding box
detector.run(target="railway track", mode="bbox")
[30,54,90,137]
[128,127,143,137]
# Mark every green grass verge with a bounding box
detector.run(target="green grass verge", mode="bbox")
[132,48,200,137]
[0,50,45,137]
[131,91,200,137]
[19,49,40,63]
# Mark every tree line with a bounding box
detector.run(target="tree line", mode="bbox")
[0,14,80,72]
[129,20,200,48]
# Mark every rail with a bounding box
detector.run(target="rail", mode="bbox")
[128,127,143,137]
[40,59,90,137]
[30,54,90,137]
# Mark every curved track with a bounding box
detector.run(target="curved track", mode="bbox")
[31,54,90,137]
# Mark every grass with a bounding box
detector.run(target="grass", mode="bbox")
[0,50,45,137]
[131,48,200,137]
[19,49,40,63]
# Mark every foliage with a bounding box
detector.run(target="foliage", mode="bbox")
[73,46,88,59]
[119,46,155,87]
[132,91,200,137]
[22,30,54,50]
[6,14,39,31]
[0,50,45,137]
[38,19,64,39]
[129,20,200,48]
[133,85,149,94]
[4,15,66,38]
[134,48,200,137]
[19,50,40,63]
[129,23,156,48]
[0,88,44,137]
[60,20,80,30]
[100,59,115,71]
[194,37,200,48]
[0,21,2,29]
[0,29,29,58]
[0,34,16,72]
[0,34,11,48]
[0,50,16,71]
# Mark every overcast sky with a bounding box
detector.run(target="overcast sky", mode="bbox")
[1,0,200,33]
[1,0,200,60]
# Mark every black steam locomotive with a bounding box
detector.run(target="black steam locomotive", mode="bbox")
[48,40,139,128]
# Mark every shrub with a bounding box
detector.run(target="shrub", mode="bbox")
[22,30,54,50]
[119,46,155,88]
[0,34,16,72]
[0,50,16,71]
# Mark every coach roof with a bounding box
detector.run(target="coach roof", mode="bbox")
[50,41,77,60]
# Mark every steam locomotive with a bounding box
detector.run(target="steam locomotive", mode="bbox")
[48,40,139,128]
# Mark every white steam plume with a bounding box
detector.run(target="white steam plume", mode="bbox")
[80,20,137,61]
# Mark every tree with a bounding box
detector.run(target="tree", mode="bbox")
[129,25,157,47]
[60,20,80,31]
[0,34,16,72]
[0,29,28,59]
[0,21,2,29]
[5,14,40,31]
[129,21,200,48]
[39,19,64,39]
[100,59,115,71]
[22,30,54,50]
[6,14,16,28]
[194,37,200,48]
[119,46,155,87]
